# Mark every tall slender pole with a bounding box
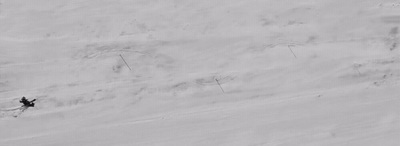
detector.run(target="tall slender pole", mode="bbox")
[120,54,132,71]
[353,64,362,76]
[288,45,297,58]
[354,67,361,76]
[215,79,225,93]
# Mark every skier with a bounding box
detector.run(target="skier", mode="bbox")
[20,96,35,107]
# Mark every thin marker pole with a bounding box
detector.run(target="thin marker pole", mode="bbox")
[288,45,297,58]
[353,64,362,76]
[120,54,132,71]
[215,79,225,93]
[355,68,361,76]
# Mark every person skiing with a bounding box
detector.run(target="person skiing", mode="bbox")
[20,96,35,107]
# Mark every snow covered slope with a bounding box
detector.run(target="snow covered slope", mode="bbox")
[1,0,400,145]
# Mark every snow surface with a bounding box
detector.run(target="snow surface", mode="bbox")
[1,0,400,145]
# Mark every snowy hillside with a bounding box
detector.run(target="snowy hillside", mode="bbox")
[1,0,400,145]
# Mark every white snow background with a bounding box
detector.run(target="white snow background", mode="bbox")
[1,0,400,145]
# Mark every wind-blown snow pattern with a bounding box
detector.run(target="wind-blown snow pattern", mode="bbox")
[1,0,400,145]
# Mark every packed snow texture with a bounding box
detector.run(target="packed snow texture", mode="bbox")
[1,0,400,145]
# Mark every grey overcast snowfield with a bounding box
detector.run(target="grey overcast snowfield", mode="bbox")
[1,0,400,145]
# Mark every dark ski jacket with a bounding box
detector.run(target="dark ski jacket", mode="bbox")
[20,97,35,107]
